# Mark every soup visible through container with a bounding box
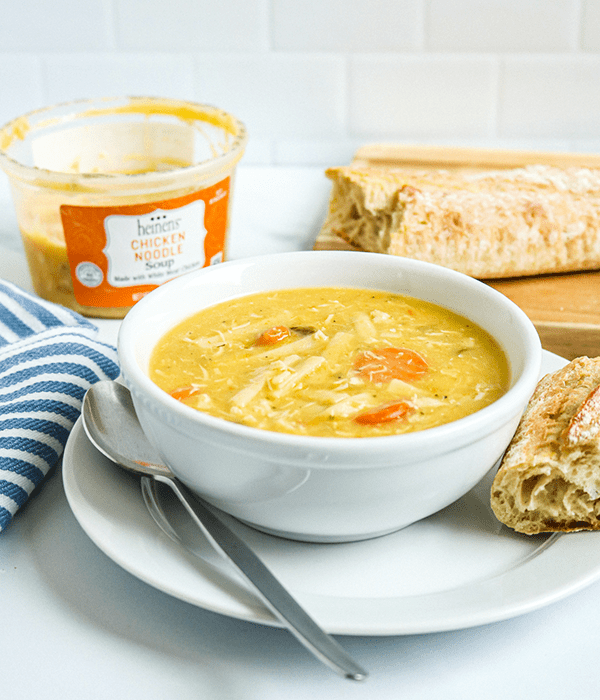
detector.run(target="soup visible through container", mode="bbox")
[0,97,246,318]
[149,287,510,438]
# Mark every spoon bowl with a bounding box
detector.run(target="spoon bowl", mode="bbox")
[82,380,170,478]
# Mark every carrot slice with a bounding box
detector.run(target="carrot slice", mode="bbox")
[354,347,428,383]
[169,385,202,401]
[254,325,292,346]
[354,401,414,425]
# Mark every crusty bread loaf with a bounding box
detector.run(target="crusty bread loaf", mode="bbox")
[321,164,600,278]
[490,356,600,534]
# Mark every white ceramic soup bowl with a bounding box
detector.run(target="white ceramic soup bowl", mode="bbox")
[118,250,542,543]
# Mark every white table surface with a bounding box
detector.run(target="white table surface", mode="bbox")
[1,167,600,700]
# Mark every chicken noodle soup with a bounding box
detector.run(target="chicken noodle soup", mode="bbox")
[149,287,509,438]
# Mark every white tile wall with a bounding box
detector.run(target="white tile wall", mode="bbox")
[349,55,498,138]
[115,0,269,51]
[196,53,346,138]
[426,0,581,52]
[0,0,113,52]
[582,0,600,49]
[2,0,600,165]
[271,0,423,52]
[500,56,600,138]
[44,54,196,104]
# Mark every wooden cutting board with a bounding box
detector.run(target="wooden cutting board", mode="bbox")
[314,143,600,360]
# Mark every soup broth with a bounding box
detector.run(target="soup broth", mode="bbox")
[149,287,509,437]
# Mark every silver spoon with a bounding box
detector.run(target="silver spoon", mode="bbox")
[81,380,368,682]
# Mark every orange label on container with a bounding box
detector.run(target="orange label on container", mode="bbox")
[60,177,230,308]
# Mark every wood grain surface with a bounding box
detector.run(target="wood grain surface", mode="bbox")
[314,144,600,360]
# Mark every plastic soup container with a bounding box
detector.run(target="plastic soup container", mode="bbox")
[0,97,247,317]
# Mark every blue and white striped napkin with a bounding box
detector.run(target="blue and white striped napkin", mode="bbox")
[0,281,120,532]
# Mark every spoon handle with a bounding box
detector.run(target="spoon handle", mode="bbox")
[153,474,368,681]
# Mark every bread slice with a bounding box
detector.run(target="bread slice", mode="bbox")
[490,356,600,534]
[321,164,600,278]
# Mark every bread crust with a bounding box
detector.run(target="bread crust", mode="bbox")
[321,165,600,279]
[490,356,600,534]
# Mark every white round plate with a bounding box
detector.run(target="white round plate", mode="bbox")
[63,351,600,636]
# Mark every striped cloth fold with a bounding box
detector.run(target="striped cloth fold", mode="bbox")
[0,281,120,532]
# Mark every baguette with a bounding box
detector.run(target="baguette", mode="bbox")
[321,164,600,278]
[490,356,600,534]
